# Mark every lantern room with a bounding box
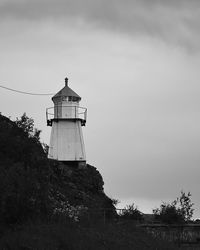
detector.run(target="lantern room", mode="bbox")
[46,78,87,126]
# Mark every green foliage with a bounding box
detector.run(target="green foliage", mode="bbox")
[0,163,47,223]
[15,113,41,142]
[153,191,194,224]
[120,203,143,221]
[0,222,181,250]
[111,198,120,207]
[0,113,190,249]
[48,162,116,222]
[0,113,116,225]
[0,113,49,224]
[179,191,194,221]
[153,201,184,224]
[15,112,34,135]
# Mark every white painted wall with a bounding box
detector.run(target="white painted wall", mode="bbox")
[54,101,79,119]
[61,100,79,119]
[48,119,86,161]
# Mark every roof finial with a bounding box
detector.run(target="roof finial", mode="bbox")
[65,77,68,86]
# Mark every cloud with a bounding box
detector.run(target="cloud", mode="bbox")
[0,0,200,51]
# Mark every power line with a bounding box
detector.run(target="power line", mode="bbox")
[0,85,54,96]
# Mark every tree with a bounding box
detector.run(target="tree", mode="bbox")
[120,203,143,221]
[153,191,194,224]
[179,191,194,221]
[111,198,120,207]
[153,201,184,224]
[15,113,41,142]
[15,113,34,135]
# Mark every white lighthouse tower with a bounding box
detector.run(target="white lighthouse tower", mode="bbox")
[46,77,87,165]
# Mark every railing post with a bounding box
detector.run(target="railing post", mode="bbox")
[46,108,48,121]
[75,106,77,118]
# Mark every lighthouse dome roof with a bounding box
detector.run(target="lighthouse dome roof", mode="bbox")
[52,78,81,101]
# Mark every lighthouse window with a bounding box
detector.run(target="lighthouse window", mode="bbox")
[68,96,78,102]
[62,97,67,101]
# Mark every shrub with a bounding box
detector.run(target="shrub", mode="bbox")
[153,191,194,224]
[119,203,143,221]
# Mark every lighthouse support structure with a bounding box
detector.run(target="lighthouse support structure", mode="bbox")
[46,78,87,166]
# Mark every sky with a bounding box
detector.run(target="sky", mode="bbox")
[0,0,200,218]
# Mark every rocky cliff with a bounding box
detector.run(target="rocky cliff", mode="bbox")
[0,113,115,224]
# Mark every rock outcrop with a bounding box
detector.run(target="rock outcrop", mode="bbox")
[0,113,115,223]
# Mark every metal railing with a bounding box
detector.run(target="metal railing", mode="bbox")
[46,105,87,123]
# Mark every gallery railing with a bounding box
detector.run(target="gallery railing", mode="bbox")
[46,105,87,126]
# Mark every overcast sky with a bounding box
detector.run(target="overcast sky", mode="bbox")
[0,0,200,218]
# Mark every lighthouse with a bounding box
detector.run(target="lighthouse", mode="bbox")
[46,77,87,165]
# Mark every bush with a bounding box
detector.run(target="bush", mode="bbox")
[119,203,143,221]
[0,113,50,224]
[153,191,194,224]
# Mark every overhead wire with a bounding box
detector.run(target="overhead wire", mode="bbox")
[0,84,54,96]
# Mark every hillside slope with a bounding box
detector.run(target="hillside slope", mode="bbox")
[0,113,115,224]
[0,113,183,249]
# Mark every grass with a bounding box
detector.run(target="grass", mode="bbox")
[0,220,185,250]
